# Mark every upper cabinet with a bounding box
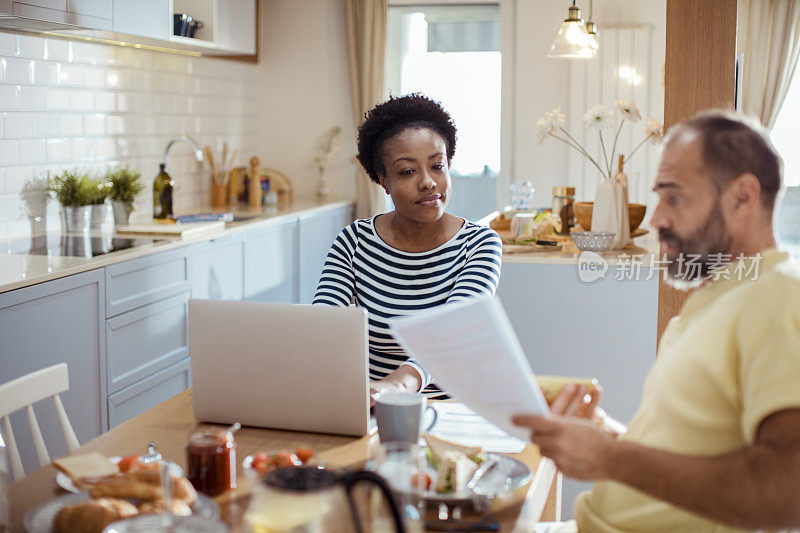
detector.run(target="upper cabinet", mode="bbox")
[0,0,256,56]
[0,0,112,30]
[112,0,256,55]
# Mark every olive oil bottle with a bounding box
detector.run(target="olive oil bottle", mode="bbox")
[153,164,173,219]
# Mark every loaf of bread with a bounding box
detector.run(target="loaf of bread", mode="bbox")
[88,469,197,505]
[138,498,192,516]
[52,498,138,533]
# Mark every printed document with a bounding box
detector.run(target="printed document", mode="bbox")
[390,296,549,441]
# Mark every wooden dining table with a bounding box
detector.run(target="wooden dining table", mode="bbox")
[9,389,560,532]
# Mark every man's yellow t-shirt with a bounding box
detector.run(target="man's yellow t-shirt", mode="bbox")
[575,249,800,532]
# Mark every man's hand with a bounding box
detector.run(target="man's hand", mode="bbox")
[548,383,627,437]
[512,414,618,480]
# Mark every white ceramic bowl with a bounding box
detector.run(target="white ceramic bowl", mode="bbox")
[572,231,615,252]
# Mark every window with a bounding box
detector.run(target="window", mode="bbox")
[385,4,501,221]
[771,74,800,188]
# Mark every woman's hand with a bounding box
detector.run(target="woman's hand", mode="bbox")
[369,365,422,406]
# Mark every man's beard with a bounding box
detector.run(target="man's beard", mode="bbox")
[660,200,731,290]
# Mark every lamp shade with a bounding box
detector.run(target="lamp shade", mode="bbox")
[547,4,599,59]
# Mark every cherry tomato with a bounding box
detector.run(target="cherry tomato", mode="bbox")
[117,455,141,473]
[295,447,314,464]
[273,451,301,468]
[410,472,432,490]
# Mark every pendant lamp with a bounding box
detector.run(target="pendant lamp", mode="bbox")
[547,0,599,59]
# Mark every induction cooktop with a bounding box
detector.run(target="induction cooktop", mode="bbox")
[4,235,165,258]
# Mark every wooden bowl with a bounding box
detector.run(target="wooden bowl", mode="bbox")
[573,202,646,232]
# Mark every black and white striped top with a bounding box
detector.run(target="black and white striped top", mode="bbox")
[312,215,503,398]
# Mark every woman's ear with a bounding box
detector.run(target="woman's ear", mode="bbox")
[379,176,390,195]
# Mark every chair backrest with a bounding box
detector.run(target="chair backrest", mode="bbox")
[0,363,79,480]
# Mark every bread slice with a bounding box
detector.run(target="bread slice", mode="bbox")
[434,451,479,494]
[52,452,119,484]
[423,433,483,464]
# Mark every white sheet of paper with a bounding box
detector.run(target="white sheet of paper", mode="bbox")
[428,402,526,454]
[390,295,549,441]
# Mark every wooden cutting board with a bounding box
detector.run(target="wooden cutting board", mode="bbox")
[116,221,225,238]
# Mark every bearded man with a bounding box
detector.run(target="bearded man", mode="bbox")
[514,110,800,532]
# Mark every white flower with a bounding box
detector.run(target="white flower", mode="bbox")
[615,100,642,122]
[644,117,664,144]
[534,107,565,145]
[584,104,614,129]
[543,107,566,130]
[534,118,551,145]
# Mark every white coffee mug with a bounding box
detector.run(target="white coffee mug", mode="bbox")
[374,391,438,444]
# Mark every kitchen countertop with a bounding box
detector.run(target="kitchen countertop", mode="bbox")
[477,211,662,266]
[0,197,354,295]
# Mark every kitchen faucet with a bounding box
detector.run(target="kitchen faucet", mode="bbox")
[161,134,204,168]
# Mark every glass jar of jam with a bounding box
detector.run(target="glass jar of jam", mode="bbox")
[186,429,236,496]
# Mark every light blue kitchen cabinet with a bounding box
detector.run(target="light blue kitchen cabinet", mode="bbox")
[105,247,189,318]
[107,357,191,429]
[188,234,245,301]
[297,205,355,304]
[105,291,190,394]
[0,270,105,475]
[243,220,298,303]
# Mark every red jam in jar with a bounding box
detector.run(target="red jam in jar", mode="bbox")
[186,429,236,496]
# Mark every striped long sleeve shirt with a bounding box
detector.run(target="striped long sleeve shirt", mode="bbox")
[312,215,503,398]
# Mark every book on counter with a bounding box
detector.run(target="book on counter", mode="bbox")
[168,213,234,224]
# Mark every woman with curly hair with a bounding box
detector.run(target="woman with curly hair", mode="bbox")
[313,94,502,399]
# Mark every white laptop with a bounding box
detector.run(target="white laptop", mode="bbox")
[189,299,370,436]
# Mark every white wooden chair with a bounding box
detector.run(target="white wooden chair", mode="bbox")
[0,363,79,480]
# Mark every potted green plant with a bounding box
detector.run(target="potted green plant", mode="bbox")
[49,171,96,233]
[106,167,143,225]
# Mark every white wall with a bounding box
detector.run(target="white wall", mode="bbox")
[510,0,666,211]
[255,0,357,201]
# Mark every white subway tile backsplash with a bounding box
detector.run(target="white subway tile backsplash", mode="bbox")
[33,113,58,137]
[4,112,33,137]
[46,139,72,163]
[44,38,71,62]
[72,138,94,160]
[33,60,59,85]
[19,139,46,164]
[58,113,82,135]
[5,57,32,84]
[19,85,45,110]
[15,34,44,59]
[0,33,14,56]
[0,140,20,165]
[84,113,105,135]
[69,89,93,110]
[83,66,104,88]
[0,85,18,110]
[4,166,33,194]
[0,29,259,239]
[93,138,116,159]
[45,87,70,110]
[94,91,115,112]
[106,114,124,135]
[0,193,22,222]
[58,63,83,86]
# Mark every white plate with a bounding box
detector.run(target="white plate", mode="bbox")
[24,491,219,533]
[55,457,184,494]
[376,451,530,510]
